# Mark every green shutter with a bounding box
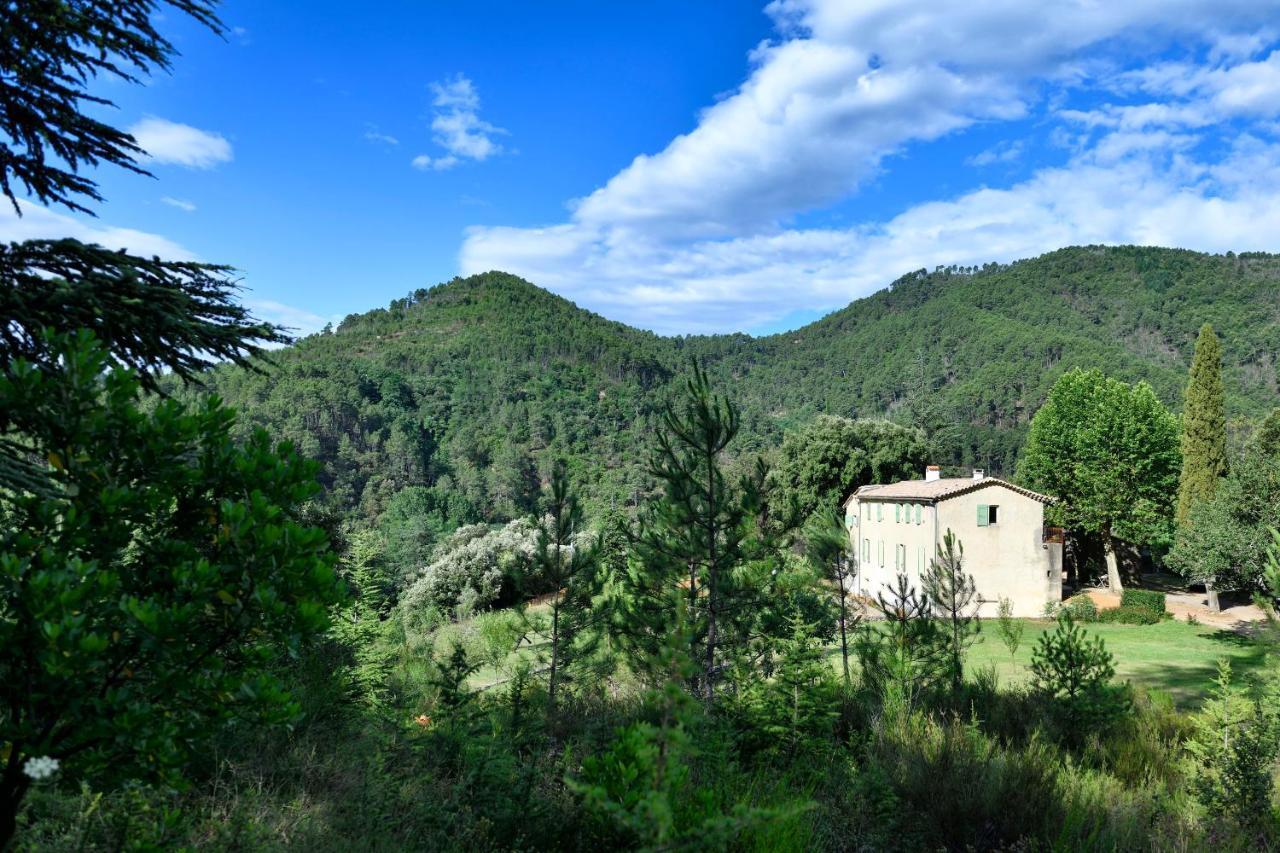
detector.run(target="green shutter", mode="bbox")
[895,504,901,523]
[877,504,882,521]
[915,504,922,524]
[977,504,989,527]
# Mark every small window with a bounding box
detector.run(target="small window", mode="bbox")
[895,503,901,523]
[878,540,884,567]
[977,504,999,526]
[863,538,870,562]
[915,504,922,525]
[877,504,883,522]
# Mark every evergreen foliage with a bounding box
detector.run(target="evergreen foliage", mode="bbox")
[191,247,1280,540]
[0,332,343,845]
[624,363,761,702]
[921,530,981,692]
[1177,323,1227,526]
[0,0,221,213]
[857,574,950,710]
[767,415,928,525]
[532,460,604,719]
[803,509,861,685]
[1030,616,1128,736]
[996,597,1023,660]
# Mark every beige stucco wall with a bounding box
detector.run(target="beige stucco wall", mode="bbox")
[847,483,1063,618]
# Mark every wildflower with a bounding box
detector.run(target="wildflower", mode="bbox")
[23,756,59,781]
[414,714,432,728]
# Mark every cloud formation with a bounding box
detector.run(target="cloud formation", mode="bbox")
[0,200,197,259]
[461,0,1280,333]
[412,74,506,171]
[161,196,197,212]
[129,117,233,169]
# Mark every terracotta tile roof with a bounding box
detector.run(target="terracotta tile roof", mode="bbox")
[844,477,1055,505]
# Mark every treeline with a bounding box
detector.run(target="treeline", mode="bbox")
[191,246,1280,561]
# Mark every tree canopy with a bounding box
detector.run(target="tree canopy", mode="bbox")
[1019,368,1181,589]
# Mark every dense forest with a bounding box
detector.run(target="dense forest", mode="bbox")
[195,246,1280,536]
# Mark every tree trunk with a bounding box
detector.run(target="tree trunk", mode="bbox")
[1205,578,1221,612]
[547,598,560,719]
[1103,533,1123,593]
[0,751,31,851]
[837,570,850,686]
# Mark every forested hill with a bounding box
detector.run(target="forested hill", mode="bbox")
[200,245,1280,536]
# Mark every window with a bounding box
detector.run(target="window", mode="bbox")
[896,544,906,571]
[916,504,922,525]
[878,540,884,567]
[877,503,882,522]
[918,545,926,573]
[977,504,999,526]
[863,538,870,562]
[895,503,901,523]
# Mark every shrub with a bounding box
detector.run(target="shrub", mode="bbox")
[1120,589,1166,615]
[1095,604,1162,625]
[399,518,539,616]
[473,610,526,670]
[1061,594,1099,622]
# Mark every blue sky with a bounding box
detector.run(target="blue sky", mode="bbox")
[5,1,1280,336]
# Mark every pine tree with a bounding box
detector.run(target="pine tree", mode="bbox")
[624,362,757,704]
[921,529,981,692]
[534,460,602,721]
[1177,323,1228,527]
[804,509,861,686]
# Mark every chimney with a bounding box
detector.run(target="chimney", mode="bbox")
[972,469,985,481]
[925,465,941,482]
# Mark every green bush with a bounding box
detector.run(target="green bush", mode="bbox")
[1120,589,1166,615]
[1061,594,1099,622]
[1096,605,1161,625]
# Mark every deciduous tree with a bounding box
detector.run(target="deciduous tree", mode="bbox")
[1019,369,1180,591]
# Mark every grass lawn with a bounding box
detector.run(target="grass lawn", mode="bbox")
[964,618,1269,708]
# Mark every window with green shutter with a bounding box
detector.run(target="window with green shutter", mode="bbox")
[894,504,900,523]
[977,504,989,527]
[877,503,882,522]
[878,540,884,567]
[915,504,922,524]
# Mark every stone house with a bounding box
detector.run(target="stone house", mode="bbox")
[843,465,1064,617]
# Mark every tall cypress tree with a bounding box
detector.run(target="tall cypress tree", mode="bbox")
[1177,323,1227,527]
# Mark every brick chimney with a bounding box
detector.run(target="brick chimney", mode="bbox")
[972,468,985,481]
[925,465,941,482]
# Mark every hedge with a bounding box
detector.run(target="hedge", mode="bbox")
[1120,589,1166,615]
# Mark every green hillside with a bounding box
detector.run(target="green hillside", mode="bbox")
[197,245,1280,533]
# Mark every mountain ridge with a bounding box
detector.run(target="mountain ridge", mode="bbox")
[198,244,1280,532]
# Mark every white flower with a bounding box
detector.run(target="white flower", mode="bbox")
[23,756,59,781]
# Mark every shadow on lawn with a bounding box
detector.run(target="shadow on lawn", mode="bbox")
[1121,639,1267,708]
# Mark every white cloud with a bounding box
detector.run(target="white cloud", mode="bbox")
[0,200,197,259]
[412,153,459,171]
[364,128,400,146]
[412,74,506,171]
[129,117,233,169]
[242,298,339,339]
[161,196,197,212]
[967,140,1024,167]
[460,0,1280,333]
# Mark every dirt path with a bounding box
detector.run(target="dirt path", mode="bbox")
[1081,587,1266,633]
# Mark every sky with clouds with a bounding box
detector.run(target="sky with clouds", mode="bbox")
[4,0,1280,336]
